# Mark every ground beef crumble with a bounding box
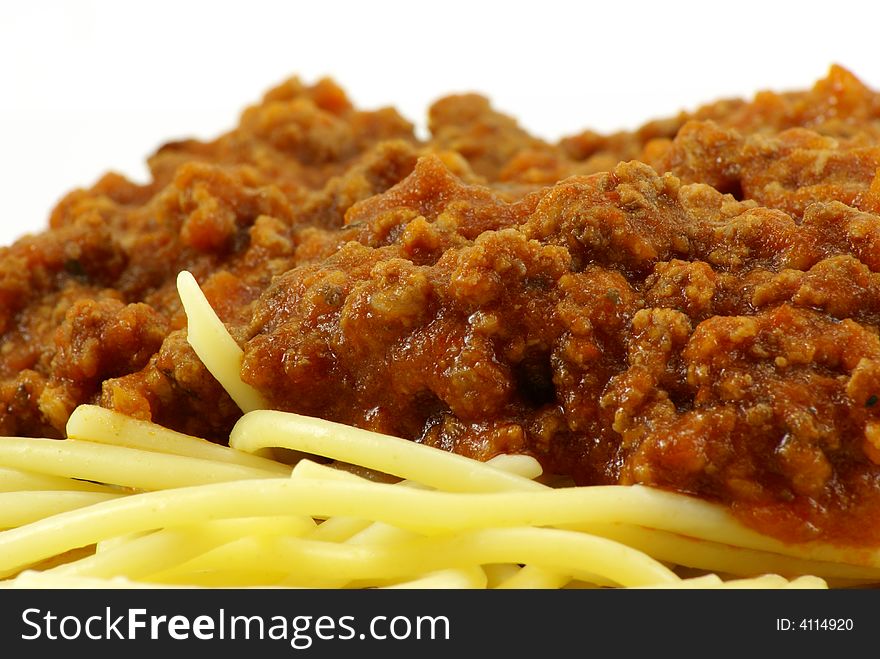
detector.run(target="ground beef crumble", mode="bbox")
[4,66,880,546]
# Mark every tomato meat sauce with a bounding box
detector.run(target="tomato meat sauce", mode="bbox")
[3,67,880,546]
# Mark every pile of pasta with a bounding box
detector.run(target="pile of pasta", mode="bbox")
[1,273,879,589]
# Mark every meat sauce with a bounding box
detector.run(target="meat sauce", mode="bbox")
[3,66,880,546]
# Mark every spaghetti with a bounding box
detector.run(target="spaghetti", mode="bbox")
[0,272,878,588]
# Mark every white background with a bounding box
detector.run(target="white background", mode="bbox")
[1,0,878,246]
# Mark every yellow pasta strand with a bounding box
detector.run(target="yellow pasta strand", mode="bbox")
[48,516,316,580]
[634,574,724,589]
[635,574,826,589]
[568,523,880,582]
[0,436,285,491]
[479,454,543,480]
[495,565,572,589]
[483,564,522,588]
[149,527,679,588]
[2,477,879,580]
[0,491,122,528]
[176,270,267,413]
[232,409,545,493]
[67,405,289,475]
[1,572,166,589]
[0,466,119,494]
[380,568,489,589]
[781,576,829,589]
[293,454,537,546]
